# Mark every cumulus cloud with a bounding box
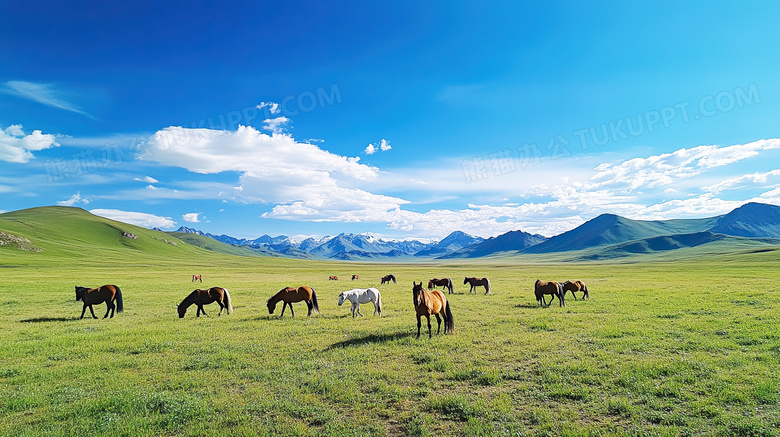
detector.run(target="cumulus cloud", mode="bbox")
[57,192,90,206]
[0,124,59,163]
[2,81,92,118]
[90,209,176,229]
[182,212,201,223]
[139,125,397,220]
[262,116,290,134]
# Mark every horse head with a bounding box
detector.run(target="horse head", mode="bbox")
[75,286,87,301]
[463,277,470,285]
[427,279,434,289]
[266,298,276,314]
[337,292,345,306]
[177,304,187,318]
[412,282,425,306]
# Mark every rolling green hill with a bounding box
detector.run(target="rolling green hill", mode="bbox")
[167,232,271,257]
[0,206,233,266]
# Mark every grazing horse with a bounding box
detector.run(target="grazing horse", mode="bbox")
[428,278,454,294]
[329,276,339,281]
[381,274,397,285]
[177,287,233,318]
[267,286,320,317]
[412,282,454,339]
[192,274,202,282]
[464,277,492,295]
[75,285,124,319]
[535,279,565,307]
[338,288,383,318]
[562,280,589,300]
[352,275,359,280]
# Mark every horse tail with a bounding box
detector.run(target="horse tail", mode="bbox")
[444,300,454,334]
[447,278,453,293]
[377,290,383,317]
[485,278,491,294]
[223,288,234,314]
[583,282,589,300]
[115,286,124,313]
[392,275,396,284]
[310,288,320,314]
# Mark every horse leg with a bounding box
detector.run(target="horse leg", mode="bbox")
[217,302,224,316]
[416,314,422,338]
[351,302,357,318]
[356,303,363,317]
[426,315,432,338]
[307,300,313,316]
[103,301,114,319]
[435,313,442,335]
[289,303,295,318]
[280,302,287,318]
[88,304,97,319]
[80,303,88,319]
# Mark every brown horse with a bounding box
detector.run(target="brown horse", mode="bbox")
[562,280,589,300]
[464,277,491,294]
[381,274,397,285]
[412,282,454,338]
[352,275,359,280]
[428,278,453,294]
[534,279,565,307]
[177,287,233,318]
[192,274,202,282]
[267,286,320,317]
[329,276,339,281]
[75,285,124,319]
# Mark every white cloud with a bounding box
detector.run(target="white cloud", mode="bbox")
[57,192,90,206]
[183,212,201,223]
[140,125,396,220]
[0,124,59,163]
[134,176,159,183]
[262,116,290,134]
[365,139,391,155]
[257,101,280,114]
[90,209,176,229]
[704,169,780,193]
[2,81,92,118]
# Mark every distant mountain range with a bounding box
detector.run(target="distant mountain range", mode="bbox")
[170,202,780,260]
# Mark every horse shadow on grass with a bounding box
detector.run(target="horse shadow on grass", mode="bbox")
[20,317,76,323]
[326,330,415,350]
[515,303,540,309]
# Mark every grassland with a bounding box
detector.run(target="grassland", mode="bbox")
[1,243,779,436]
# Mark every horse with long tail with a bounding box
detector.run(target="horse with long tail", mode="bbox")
[267,286,319,317]
[177,287,233,318]
[464,277,491,294]
[75,285,124,319]
[381,274,397,285]
[535,279,565,307]
[562,280,589,300]
[412,282,454,338]
[427,278,453,294]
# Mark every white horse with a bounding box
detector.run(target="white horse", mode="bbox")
[337,288,383,318]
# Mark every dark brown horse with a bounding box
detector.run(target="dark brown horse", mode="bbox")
[75,285,124,319]
[464,277,491,294]
[534,279,565,307]
[427,278,453,294]
[192,274,202,282]
[381,274,397,285]
[267,286,320,317]
[329,276,339,281]
[177,287,233,318]
[412,282,454,338]
[562,280,589,300]
[351,275,359,280]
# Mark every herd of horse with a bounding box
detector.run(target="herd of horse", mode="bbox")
[75,273,589,338]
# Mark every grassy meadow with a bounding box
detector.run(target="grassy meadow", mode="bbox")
[1,246,780,436]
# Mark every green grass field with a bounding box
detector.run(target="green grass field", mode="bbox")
[1,247,779,436]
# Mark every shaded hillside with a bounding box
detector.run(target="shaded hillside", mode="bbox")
[414,231,484,257]
[709,202,780,238]
[524,214,716,254]
[440,230,546,258]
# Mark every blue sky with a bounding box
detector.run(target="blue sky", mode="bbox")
[2,1,779,240]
